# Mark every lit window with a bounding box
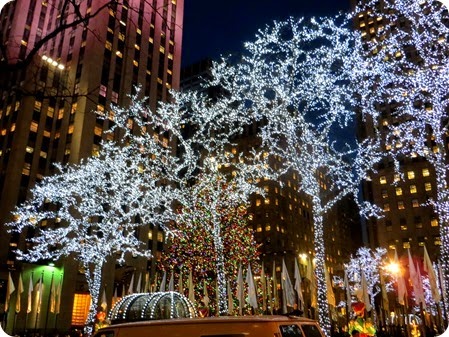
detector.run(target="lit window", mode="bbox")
[72,293,91,325]
[394,174,400,182]
[148,231,153,240]
[434,236,441,246]
[400,224,407,231]
[380,176,387,184]
[425,182,432,191]
[407,171,415,179]
[383,203,390,211]
[395,187,402,196]
[410,185,417,194]
[256,225,262,233]
[397,201,405,210]
[265,224,271,231]
[431,218,438,227]
[105,41,112,50]
[30,122,38,132]
[422,168,430,177]
[157,231,163,242]
[403,240,411,249]
[264,198,270,205]
[256,199,261,207]
[412,199,419,208]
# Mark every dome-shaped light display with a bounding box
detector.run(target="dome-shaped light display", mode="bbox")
[108,291,197,323]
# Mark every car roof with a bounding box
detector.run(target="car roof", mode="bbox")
[105,315,319,329]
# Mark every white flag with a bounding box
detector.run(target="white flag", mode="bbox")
[35,277,43,314]
[281,258,296,312]
[246,264,258,310]
[188,269,195,304]
[16,273,24,313]
[55,277,62,314]
[394,250,407,305]
[128,272,135,295]
[5,272,15,312]
[168,271,174,292]
[423,245,440,303]
[294,258,304,311]
[227,280,234,315]
[159,271,166,292]
[27,274,33,314]
[236,265,244,315]
[408,249,425,306]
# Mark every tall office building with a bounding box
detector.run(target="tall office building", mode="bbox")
[353,0,442,262]
[0,0,183,331]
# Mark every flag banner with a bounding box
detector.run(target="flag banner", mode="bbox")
[50,276,56,313]
[227,280,234,315]
[27,274,34,314]
[246,264,258,310]
[128,272,135,295]
[55,276,62,314]
[6,272,15,312]
[16,273,24,314]
[136,272,142,293]
[236,264,244,315]
[159,271,166,292]
[188,269,195,305]
[407,249,425,306]
[380,273,389,311]
[168,271,174,292]
[294,258,304,311]
[281,259,296,312]
[423,245,440,303]
[394,250,407,306]
[36,277,43,314]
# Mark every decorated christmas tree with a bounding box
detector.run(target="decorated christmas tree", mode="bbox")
[159,172,261,315]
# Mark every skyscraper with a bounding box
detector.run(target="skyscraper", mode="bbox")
[0,0,183,331]
[354,0,442,262]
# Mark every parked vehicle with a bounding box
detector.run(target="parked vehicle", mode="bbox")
[93,315,325,337]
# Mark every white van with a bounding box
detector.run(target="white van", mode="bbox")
[93,315,325,337]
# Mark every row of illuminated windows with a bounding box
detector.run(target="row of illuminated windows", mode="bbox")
[148,230,164,242]
[379,168,430,184]
[255,223,287,234]
[388,236,441,250]
[381,183,432,198]
[385,217,438,231]
[383,198,429,211]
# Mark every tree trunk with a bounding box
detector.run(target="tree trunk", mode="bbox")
[213,223,228,315]
[312,201,332,337]
[84,262,103,336]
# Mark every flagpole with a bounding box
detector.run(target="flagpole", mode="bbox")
[25,271,33,332]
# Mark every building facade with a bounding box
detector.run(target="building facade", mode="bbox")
[353,0,442,264]
[0,0,183,332]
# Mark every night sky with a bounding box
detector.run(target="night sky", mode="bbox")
[181,0,353,68]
